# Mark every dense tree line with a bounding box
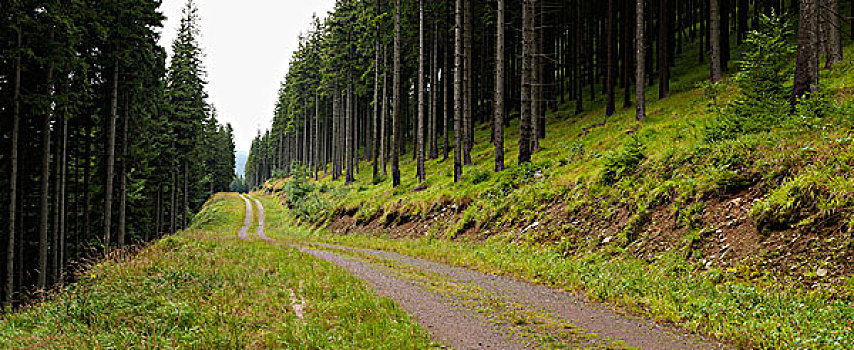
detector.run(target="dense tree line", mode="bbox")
[0,0,235,307]
[248,0,845,189]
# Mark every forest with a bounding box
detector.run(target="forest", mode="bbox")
[0,1,236,306]
[245,0,842,187]
[1,0,854,348]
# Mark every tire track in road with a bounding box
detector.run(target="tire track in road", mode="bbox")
[238,194,252,239]
[248,195,272,242]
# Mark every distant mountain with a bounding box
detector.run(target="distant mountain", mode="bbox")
[235,151,248,177]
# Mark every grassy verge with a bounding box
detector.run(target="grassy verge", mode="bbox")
[257,194,854,349]
[0,193,435,349]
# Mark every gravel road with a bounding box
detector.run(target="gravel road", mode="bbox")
[241,195,728,349]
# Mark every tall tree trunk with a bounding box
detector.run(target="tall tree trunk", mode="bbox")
[346,85,355,184]
[606,0,617,116]
[710,0,723,82]
[392,0,402,187]
[381,46,388,176]
[83,125,92,242]
[6,23,21,304]
[520,0,534,164]
[737,0,749,43]
[54,116,67,284]
[622,0,634,109]
[315,95,321,180]
[104,62,119,250]
[182,161,188,230]
[658,0,671,98]
[332,92,339,179]
[453,0,464,182]
[154,183,162,240]
[429,22,440,160]
[373,18,381,181]
[574,0,584,115]
[700,0,706,63]
[531,0,542,151]
[417,0,427,182]
[825,0,843,67]
[462,0,473,166]
[305,109,311,170]
[118,93,129,248]
[38,56,54,291]
[793,0,819,108]
[443,29,450,162]
[494,0,505,172]
[720,0,731,70]
[170,170,177,233]
[636,0,647,121]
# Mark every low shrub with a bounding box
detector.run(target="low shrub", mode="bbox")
[601,135,646,184]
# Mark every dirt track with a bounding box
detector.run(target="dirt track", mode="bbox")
[249,196,272,241]
[238,194,252,239]
[241,195,728,349]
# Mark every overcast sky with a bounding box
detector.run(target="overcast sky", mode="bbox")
[158,0,337,153]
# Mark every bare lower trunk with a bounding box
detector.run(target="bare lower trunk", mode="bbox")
[6,24,21,305]
[536,2,546,141]
[574,1,583,115]
[183,161,188,230]
[462,0,473,166]
[38,59,54,291]
[825,0,843,67]
[392,0,402,187]
[636,0,647,121]
[605,0,616,116]
[170,170,177,233]
[793,0,819,107]
[531,0,542,151]
[453,0,464,182]
[104,62,119,250]
[373,24,381,181]
[519,0,534,164]
[315,95,321,180]
[82,126,92,243]
[710,0,723,82]
[658,0,671,98]
[494,0,505,172]
[346,84,354,184]
[53,117,67,284]
[429,22,439,160]
[332,92,339,179]
[443,37,450,162]
[154,183,162,241]
[381,47,388,176]
[417,0,426,182]
[118,93,129,248]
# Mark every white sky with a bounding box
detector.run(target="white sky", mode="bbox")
[158,0,337,152]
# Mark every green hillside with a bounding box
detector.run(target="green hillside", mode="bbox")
[260,39,854,350]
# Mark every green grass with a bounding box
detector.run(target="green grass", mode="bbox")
[0,193,436,349]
